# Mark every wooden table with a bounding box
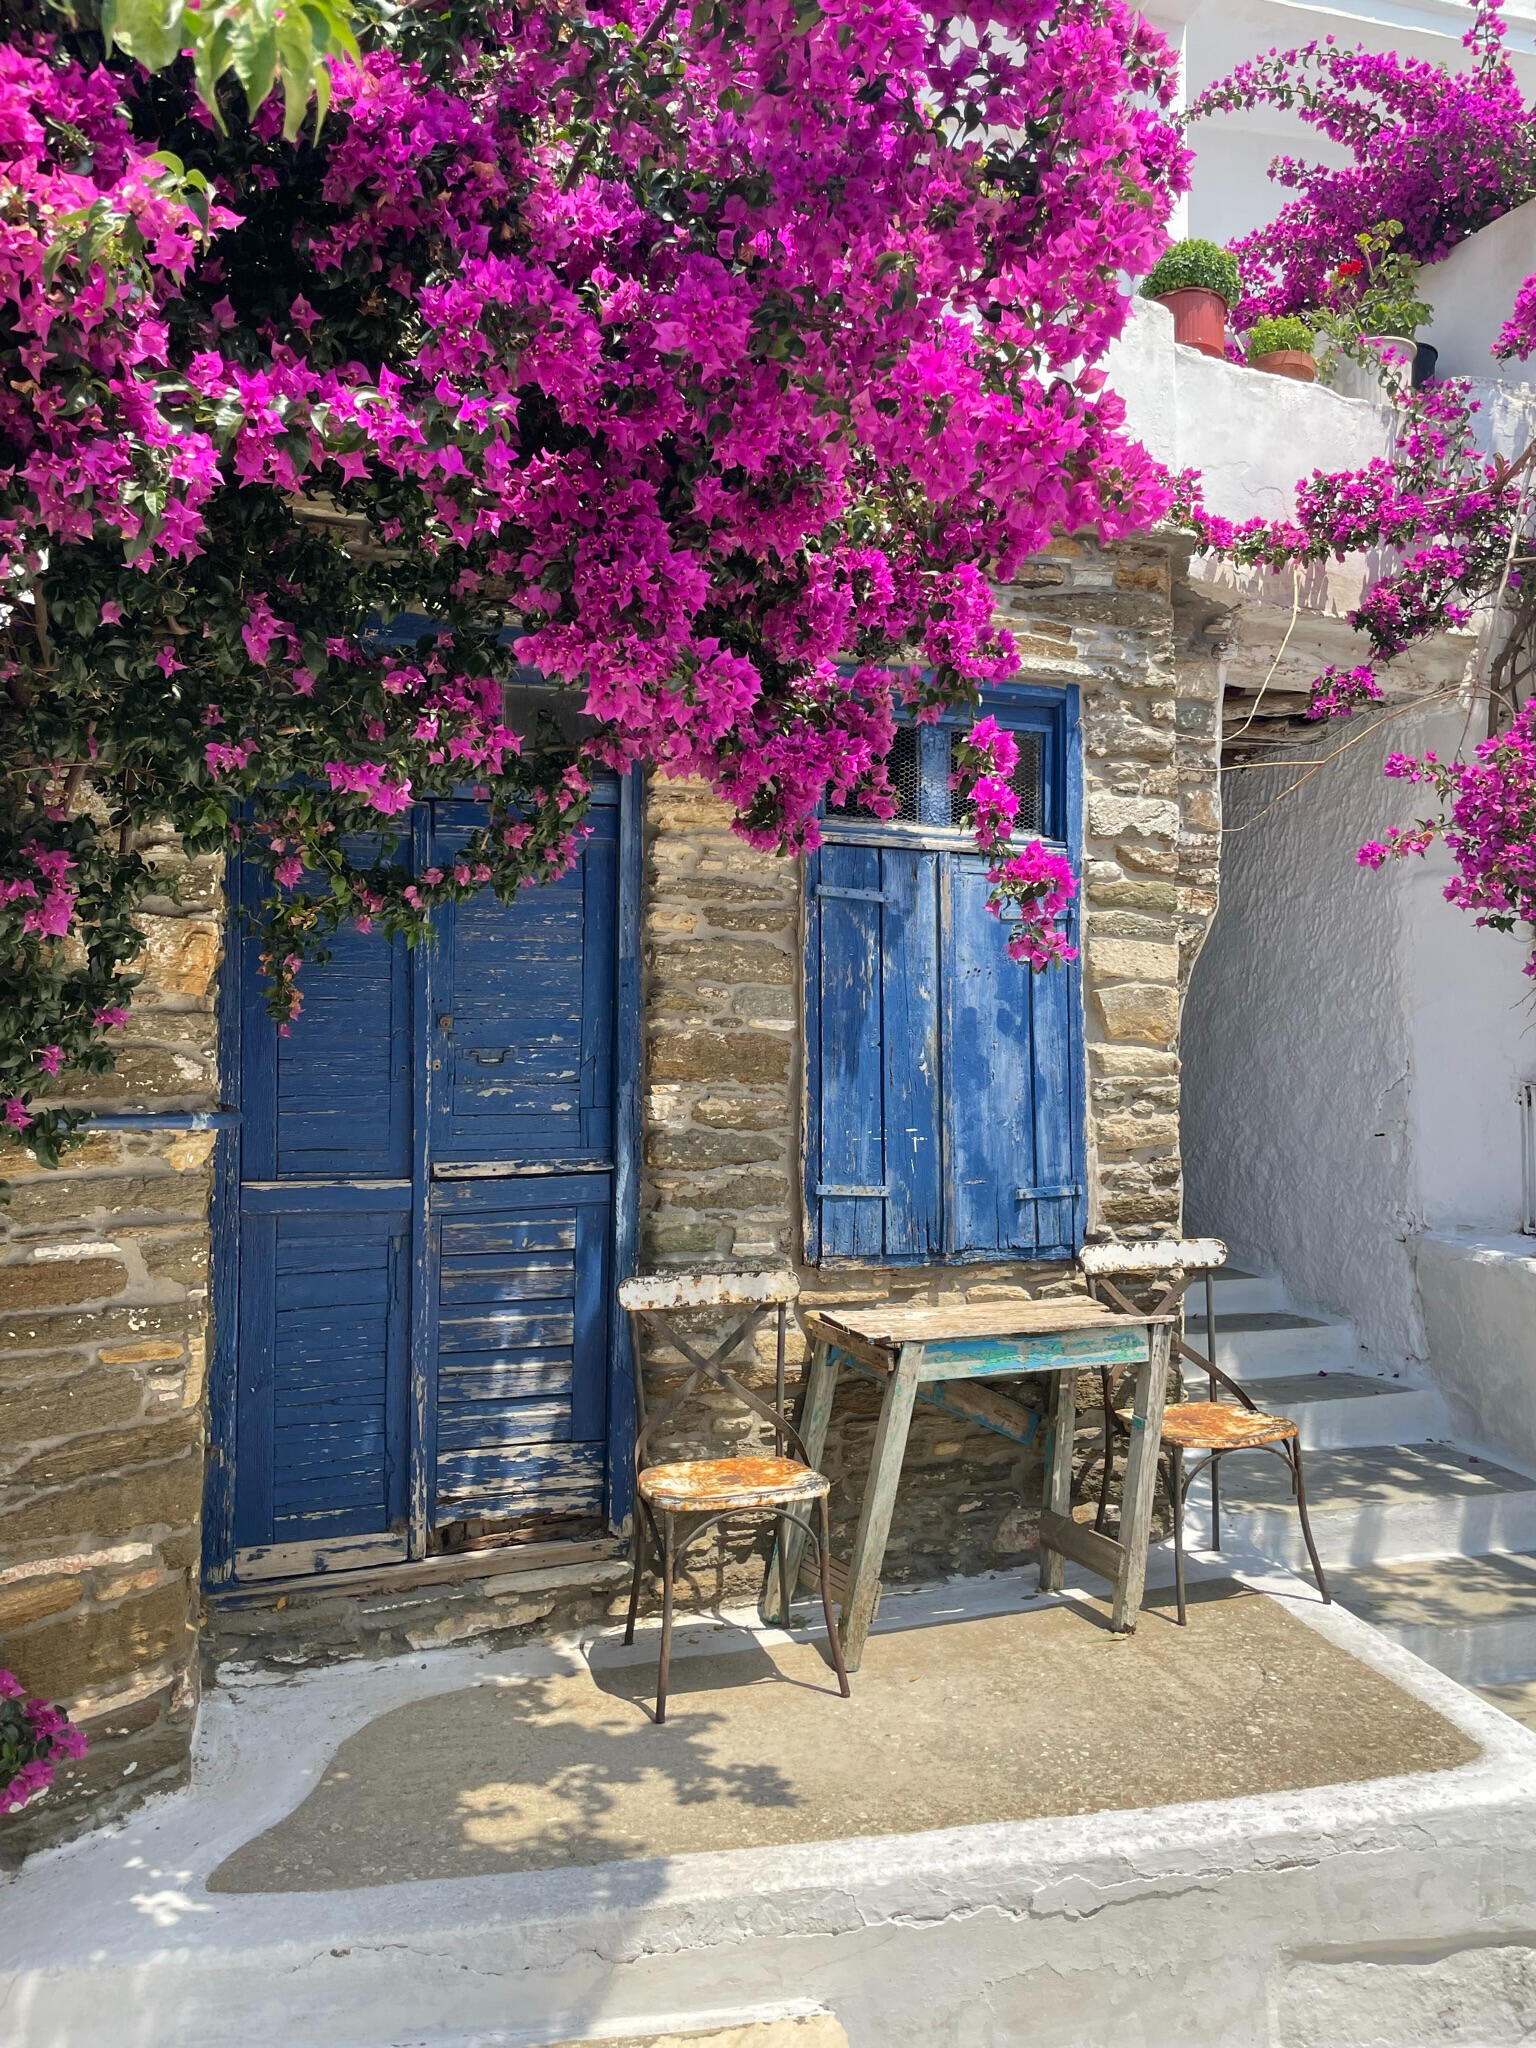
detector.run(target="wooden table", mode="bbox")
[762,1297,1176,1670]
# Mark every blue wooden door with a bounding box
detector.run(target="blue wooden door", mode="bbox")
[226,786,621,1580]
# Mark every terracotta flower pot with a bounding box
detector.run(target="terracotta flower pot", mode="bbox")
[1252,348,1316,383]
[1156,287,1228,359]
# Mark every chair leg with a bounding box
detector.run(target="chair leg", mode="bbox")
[656,1511,676,1725]
[1095,1365,1115,1534]
[1210,1448,1222,1552]
[1170,1446,1187,1627]
[1289,1441,1332,1604]
[624,1503,648,1647]
[777,1511,793,1629]
[816,1496,852,1698]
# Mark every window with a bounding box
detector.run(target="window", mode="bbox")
[804,686,1084,1265]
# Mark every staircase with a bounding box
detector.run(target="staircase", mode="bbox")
[1179,1266,1536,1730]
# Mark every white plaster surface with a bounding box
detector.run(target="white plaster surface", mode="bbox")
[5,1570,1536,2048]
[1182,705,1429,1367]
[1416,1231,1536,1473]
[1421,200,1536,380]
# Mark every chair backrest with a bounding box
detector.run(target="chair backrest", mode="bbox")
[620,1270,807,1474]
[1079,1238,1234,1403]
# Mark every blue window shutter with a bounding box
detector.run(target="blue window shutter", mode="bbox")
[941,853,1083,1258]
[807,842,942,1261]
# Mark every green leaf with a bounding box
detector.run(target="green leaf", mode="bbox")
[104,0,188,76]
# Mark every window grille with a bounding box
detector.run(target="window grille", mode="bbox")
[949,727,1044,834]
[1522,1081,1536,1236]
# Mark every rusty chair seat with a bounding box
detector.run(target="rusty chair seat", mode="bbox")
[1125,1402,1299,1452]
[639,1455,831,1513]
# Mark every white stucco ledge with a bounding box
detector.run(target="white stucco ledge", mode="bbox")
[7,1564,1536,2048]
[1416,1229,1536,1476]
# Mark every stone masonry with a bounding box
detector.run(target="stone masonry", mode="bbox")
[639,532,1222,1591]
[0,825,223,1858]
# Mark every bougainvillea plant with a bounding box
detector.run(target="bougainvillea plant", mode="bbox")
[1190,0,1534,325]
[0,0,1188,1166]
[0,1670,87,1814]
[1178,371,1536,970]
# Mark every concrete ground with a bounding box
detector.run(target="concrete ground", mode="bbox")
[209,1581,1472,1894]
[7,1558,1536,2048]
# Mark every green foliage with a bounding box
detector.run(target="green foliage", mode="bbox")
[1142,238,1241,305]
[80,0,360,138]
[1245,315,1315,356]
[1315,221,1432,383]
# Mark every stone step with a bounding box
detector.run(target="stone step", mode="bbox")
[1329,1551,1536,1686]
[1185,1308,1359,1376]
[1206,1268,1291,1316]
[1168,1371,1452,1451]
[1181,1441,1536,1571]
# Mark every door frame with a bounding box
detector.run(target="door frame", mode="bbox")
[202,769,644,1588]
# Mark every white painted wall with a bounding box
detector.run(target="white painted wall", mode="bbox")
[1417,1232,1536,1467]
[1420,199,1536,378]
[1182,704,1430,1367]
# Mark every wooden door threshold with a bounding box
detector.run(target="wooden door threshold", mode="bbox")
[209,1535,623,1608]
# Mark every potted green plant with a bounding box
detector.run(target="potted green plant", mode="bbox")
[1141,239,1242,358]
[1245,315,1317,382]
[1315,222,1432,392]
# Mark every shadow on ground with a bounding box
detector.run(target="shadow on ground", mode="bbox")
[208,1583,1477,1894]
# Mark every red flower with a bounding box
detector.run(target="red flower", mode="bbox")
[1336,258,1365,279]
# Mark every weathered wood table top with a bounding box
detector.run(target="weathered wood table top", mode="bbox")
[768,1295,1175,1670]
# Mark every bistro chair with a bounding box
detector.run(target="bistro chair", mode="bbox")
[617,1270,851,1723]
[1079,1239,1331,1623]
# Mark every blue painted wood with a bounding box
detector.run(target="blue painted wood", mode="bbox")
[804,688,1084,1266]
[219,775,638,1578]
[915,1326,1147,1373]
[606,769,643,1533]
[429,1173,610,1523]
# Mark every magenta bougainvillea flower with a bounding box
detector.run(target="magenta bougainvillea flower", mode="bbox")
[0,2,1188,1156]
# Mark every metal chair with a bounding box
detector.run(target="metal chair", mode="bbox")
[618,1270,851,1723]
[1079,1239,1331,1623]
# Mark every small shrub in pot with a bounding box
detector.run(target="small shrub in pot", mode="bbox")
[1142,240,1241,357]
[1246,315,1317,381]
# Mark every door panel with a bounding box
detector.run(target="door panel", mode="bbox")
[427,797,617,1164]
[430,1176,610,1525]
[232,1194,411,1565]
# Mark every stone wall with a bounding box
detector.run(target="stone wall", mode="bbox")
[639,533,1222,1589]
[0,825,222,1858]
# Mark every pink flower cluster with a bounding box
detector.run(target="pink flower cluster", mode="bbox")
[0,1668,88,1814]
[1192,0,1531,322]
[953,717,1079,969]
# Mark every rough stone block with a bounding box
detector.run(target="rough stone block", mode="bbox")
[97,1337,186,1366]
[2,1171,211,1233]
[0,1370,142,1446]
[1094,1113,1182,1154]
[649,1030,790,1084]
[11,1413,201,1491]
[651,940,793,987]
[5,1578,192,1706]
[1087,938,1180,984]
[0,1259,128,1310]
[1093,982,1180,1046]
[0,1575,82,1630]
[1087,794,1179,842]
[0,1454,203,1547]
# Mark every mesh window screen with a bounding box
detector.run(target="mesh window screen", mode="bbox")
[842,723,924,821]
[949,727,1044,833]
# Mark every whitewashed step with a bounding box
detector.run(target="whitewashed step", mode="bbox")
[1478,1677,1536,1732]
[1182,1441,1536,1571]
[1330,1551,1536,1686]
[1170,1370,1453,1451]
[1205,1269,1290,1316]
[1185,1308,1359,1376]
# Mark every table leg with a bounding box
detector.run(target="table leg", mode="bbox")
[1037,1366,1077,1595]
[761,1337,840,1625]
[839,1344,922,1672]
[1109,1321,1172,1631]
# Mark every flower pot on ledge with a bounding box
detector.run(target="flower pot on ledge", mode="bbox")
[1156,287,1228,358]
[1363,334,1415,376]
[1252,348,1316,383]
